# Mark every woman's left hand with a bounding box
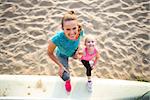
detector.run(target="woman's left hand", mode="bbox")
[73,53,78,59]
[73,50,83,59]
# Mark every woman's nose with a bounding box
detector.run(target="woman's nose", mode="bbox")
[70,30,75,34]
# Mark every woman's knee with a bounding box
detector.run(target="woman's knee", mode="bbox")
[61,71,70,81]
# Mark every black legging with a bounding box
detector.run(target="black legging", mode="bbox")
[81,60,92,76]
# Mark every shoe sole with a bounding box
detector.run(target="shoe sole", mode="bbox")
[87,83,92,92]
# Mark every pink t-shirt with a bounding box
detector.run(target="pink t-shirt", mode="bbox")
[81,48,97,61]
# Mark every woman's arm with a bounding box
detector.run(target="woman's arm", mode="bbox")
[73,36,84,59]
[48,40,64,76]
[73,46,83,59]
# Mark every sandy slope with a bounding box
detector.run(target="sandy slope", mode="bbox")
[0,0,149,81]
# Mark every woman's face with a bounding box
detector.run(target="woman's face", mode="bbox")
[63,20,78,40]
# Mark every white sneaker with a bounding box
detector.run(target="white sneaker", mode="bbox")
[87,81,92,92]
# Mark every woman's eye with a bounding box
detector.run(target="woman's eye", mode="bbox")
[66,29,70,31]
[73,27,76,30]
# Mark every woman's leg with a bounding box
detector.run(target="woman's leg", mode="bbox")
[56,52,70,81]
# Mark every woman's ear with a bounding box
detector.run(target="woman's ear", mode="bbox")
[62,25,64,30]
[78,23,82,32]
[61,19,64,30]
[84,40,86,46]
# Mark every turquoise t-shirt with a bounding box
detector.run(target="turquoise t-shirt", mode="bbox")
[51,31,84,57]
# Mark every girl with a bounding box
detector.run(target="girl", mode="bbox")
[81,35,100,92]
[48,10,84,93]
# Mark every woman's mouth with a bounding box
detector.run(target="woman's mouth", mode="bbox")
[69,33,76,40]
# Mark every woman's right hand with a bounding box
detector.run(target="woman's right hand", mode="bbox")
[59,66,63,77]
[59,66,70,77]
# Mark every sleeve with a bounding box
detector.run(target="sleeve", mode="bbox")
[80,30,84,37]
[50,32,60,46]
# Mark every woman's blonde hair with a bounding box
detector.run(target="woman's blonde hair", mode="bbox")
[61,10,82,32]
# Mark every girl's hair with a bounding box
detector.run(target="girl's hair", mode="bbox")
[84,35,95,45]
[61,10,82,32]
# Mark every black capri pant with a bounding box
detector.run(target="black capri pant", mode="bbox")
[81,60,92,76]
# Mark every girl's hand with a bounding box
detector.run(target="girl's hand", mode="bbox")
[89,60,96,69]
[89,60,94,66]
[91,65,95,70]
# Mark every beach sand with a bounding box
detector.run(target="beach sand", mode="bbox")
[0,0,150,81]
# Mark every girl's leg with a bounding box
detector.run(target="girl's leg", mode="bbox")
[81,60,92,80]
[81,60,93,92]
[88,76,91,81]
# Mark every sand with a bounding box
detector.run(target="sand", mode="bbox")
[0,0,150,82]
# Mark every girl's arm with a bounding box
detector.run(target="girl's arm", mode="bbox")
[93,52,100,68]
[48,40,64,76]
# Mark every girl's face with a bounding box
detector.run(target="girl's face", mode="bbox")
[85,37,95,49]
[63,20,78,40]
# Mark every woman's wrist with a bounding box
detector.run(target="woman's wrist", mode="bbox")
[59,64,63,69]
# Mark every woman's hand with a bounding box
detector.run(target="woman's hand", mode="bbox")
[73,51,78,59]
[58,66,63,77]
[58,66,70,77]
[73,50,83,59]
